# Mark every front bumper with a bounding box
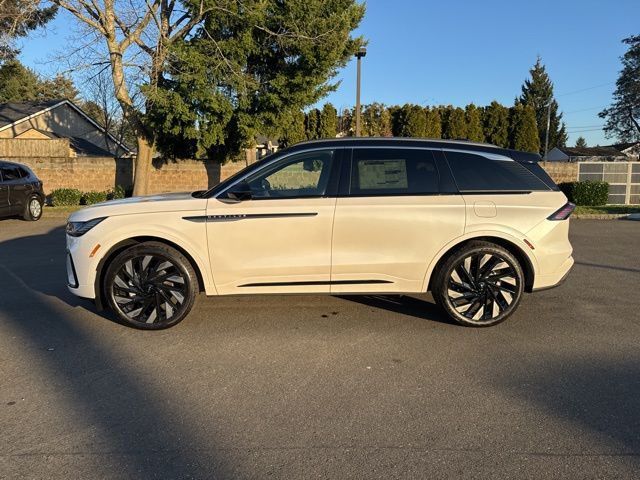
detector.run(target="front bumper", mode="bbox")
[66,235,99,299]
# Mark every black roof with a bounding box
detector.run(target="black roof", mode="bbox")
[69,137,114,157]
[558,146,624,157]
[286,137,542,163]
[0,99,64,129]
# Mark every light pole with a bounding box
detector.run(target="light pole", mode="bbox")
[543,102,552,164]
[354,46,367,137]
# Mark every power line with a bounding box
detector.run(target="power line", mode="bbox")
[563,106,606,115]
[566,124,605,129]
[556,82,615,97]
[566,127,605,133]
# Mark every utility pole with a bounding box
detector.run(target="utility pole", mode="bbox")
[543,102,552,164]
[354,46,367,137]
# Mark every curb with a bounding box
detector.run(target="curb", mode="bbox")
[573,214,640,220]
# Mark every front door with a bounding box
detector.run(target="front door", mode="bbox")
[206,149,340,295]
[0,167,12,216]
[330,147,466,293]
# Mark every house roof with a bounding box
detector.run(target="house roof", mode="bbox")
[0,98,130,153]
[69,137,114,156]
[557,146,625,157]
[607,142,640,152]
[0,99,63,129]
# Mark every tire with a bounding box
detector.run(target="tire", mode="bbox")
[104,242,198,330]
[23,195,43,221]
[432,241,524,327]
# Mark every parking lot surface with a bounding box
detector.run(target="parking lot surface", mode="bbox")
[1,217,639,479]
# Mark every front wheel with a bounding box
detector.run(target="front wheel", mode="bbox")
[433,241,524,327]
[104,242,198,330]
[23,195,43,221]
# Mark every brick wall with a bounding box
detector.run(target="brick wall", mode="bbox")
[541,162,578,184]
[17,157,247,197]
[16,156,580,198]
[146,159,247,194]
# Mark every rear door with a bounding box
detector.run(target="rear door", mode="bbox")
[330,147,466,293]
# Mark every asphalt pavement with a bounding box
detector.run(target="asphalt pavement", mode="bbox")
[0,216,639,479]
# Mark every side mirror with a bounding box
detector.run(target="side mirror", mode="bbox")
[226,181,253,201]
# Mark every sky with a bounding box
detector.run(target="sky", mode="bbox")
[17,0,640,147]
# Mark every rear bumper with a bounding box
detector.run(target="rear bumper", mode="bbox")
[532,255,574,291]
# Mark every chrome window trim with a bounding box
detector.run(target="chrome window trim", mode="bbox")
[348,145,514,161]
[213,145,514,200]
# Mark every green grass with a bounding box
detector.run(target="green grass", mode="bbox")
[43,205,85,217]
[574,205,640,215]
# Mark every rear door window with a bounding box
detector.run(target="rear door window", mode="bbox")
[444,151,550,192]
[350,148,439,195]
[0,166,22,182]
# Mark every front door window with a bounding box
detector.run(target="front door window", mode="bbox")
[242,150,335,199]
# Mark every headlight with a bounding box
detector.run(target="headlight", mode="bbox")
[66,217,107,237]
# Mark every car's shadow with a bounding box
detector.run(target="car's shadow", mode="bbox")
[336,294,456,325]
[0,224,232,477]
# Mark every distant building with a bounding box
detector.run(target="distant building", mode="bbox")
[607,142,640,160]
[255,135,279,160]
[545,146,629,162]
[0,99,129,157]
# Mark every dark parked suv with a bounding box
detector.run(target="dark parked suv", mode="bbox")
[0,160,45,221]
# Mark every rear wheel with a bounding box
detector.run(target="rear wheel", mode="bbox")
[433,241,524,327]
[23,195,43,221]
[104,242,198,330]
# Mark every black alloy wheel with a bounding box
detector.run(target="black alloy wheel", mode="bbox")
[434,241,524,327]
[105,242,198,329]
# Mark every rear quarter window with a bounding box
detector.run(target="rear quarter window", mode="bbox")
[444,151,551,192]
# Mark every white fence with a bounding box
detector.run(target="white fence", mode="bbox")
[578,162,640,205]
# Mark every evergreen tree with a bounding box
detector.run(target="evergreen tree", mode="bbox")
[378,107,392,137]
[519,57,568,153]
[39,73,79,101]
[424,107,442,138]
[482,101,510,147]
[599,35,640,141]
[53,0,365,194]
[388,105,403,137]
[575,136,588,148]
[397,104,427,137]
[338,108,353,136]
[465,104,484,142]
[279,109,307,146]
[361,103,391,137]
[318,103,338,138]
[443,107,467,139]
[305,108,321,140]
[509,103,540,153]
[0,59,40,102]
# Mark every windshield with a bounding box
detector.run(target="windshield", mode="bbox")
[194,150,287,198]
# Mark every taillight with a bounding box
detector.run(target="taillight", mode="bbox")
[548,202,576,221]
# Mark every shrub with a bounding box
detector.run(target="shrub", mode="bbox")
[107,185,126,200]
[50,188,82,206]
[81,190,108,205]
[558,181,609,206]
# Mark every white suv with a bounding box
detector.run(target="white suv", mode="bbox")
[66,139,574,329]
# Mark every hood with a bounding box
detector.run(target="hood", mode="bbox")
[69,191,207,221]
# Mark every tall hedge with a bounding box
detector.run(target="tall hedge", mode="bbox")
[558,181,609,206]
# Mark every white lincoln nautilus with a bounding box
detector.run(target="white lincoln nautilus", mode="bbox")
[66,138,574,329]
